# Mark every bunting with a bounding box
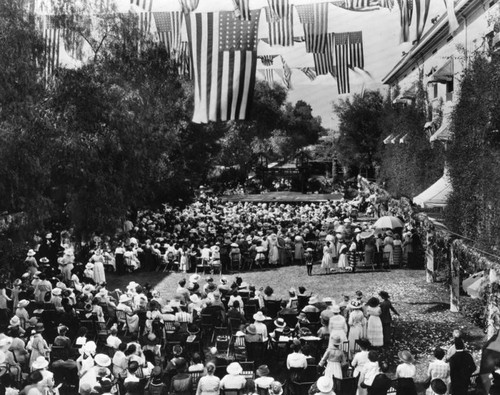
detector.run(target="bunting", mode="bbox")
[334,32,350,94]
[443,0,459,35]
[185,10,261,123]
[415,0,430,42]
[331,0,380,11]
[301,67,317,81]
[42,15,61,82]
[296,3,329,53]
[281,56,292,89]
[258,55,278,66]
[179,0,200,14]
[265,0,294,47]
[232,0,251,20]
[348,31,364,69]
[153,12,183,59]
[260,69,275,86]
[397,0,413,43]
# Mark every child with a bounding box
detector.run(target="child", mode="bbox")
[305,248,314,276]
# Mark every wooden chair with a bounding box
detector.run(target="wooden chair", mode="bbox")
[243,303,258,322]
[189,370,204,395]
[240,361,254,379]
[220,389,243,395]
[264,300,282,318]
[228,317,242,335]
[50,346,69,362]
[333,376,358,395]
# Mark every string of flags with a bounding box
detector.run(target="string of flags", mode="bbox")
[32,0,460,124]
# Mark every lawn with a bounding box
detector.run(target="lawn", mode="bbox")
[106,266,485,386]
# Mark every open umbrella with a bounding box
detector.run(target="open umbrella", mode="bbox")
[373,216,404,229]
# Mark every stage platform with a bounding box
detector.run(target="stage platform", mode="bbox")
[220,191,343,203]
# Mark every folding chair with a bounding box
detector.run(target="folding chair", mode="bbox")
[50,345,69,362]
[115,310,130,336]
[214,327,230,352]
[189,371,204,395]
[264,300,282,319]
[228,317,242,335]
[243,302,258,322]
[240,361,254,379]
[200,314,215,341]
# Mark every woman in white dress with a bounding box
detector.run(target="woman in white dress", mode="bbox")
[328,305,348,347]
[366,297,384,347]
[93,254,106,285]
[321,241,333,274]
[348,301,366,356]
[383,231,394,266]
[337,241,348,271]
[268,234,279,265]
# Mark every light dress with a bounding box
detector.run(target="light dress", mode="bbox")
[321,245,333,270]
[366,306,383,347]
[328,314,348,347]
[337,244,348,269]
[320,347,345,379]
[348,310,366,354]
[196,374,221,395]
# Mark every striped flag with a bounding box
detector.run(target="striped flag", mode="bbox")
[334,32,350,94]
[258,55,278,66]
[265,0,294,47]
[313,33,335,75]
[177,41,192,78]
[397,0,413,43]
[185,10,261,123]
[281,55,292,89]
[296,3,329,53]
[443,0,459,35]
[42,15,61,82]
[179,0,199,14]
[260,69,275,86]
[331,0,380,11]
[153,12,182,59]
[301,67,317,81]
[415,0,430,41]
[232,0,251,20]
[130,0,153,11]
[348,31,364,69]
[379,0,395,9]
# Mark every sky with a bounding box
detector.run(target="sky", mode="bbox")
[55,0,450,130]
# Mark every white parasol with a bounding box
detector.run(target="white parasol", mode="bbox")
[373,216,404,229]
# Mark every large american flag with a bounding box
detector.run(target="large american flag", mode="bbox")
[296,3,329,53]
[348,31,364,69]
[331,0,380,11]
[334,33,350,94]
[265,0,294,47]
[232,0,251,21]
[313,33,335,75]
[185,10,261,123]
[153,12,182,59]
[397,0,413,43]
[179,0,200,13]
[42,15,60,83]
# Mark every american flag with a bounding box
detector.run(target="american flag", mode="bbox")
[260,69,275,86]
[281,55,292,89]
[232,0,251,21]
[153,12,182,59]
[443,0,459,35]
[331,0,380,11]
[379,0,395,9]
[258,55,278,66]
[179,0,199,14]
[334,33,350,94]
[130,0,153,11]
[313,33,335,75]
[415,0,430,41]
[185,10,261,123]
[264,0,294,47]
[177,41,192,78]
[348,31,364,69]
[301,67,317,81]
[42,15,60,83]
[397,0,413,43]
[296,3,329,53]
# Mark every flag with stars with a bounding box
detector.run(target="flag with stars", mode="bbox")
[334,32,350,94]
[296,3,329,53]
[185,10,261,123]
[348,31,364,69]
[153,12,183,60]
[265,0,294,47]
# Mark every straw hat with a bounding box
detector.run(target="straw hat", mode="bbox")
[94,353,112,367]
[274,318,286,328]
[317,376,334,393]
[9,316,21,327]
[189,274,201,283]
[350,300,363,309]
[189,294,201,304]
[52,288,62,296]
[398,350,415,364]
[32,356,49,370]
[330,305,341,313]
[119,294,132,303]
[85,263,94,270]
[27,249,36,257]
[322,297,333,304]
[330,335,342,345]
[253,311,266,322]
[270,381,283,395]
[256,365,270,377]
[226,362,243,375]
[35,323,45,333]
[39,257,49,263]
[308,295,319,305]
[246,324,257,335]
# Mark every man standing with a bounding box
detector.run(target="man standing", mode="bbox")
[449,338,476,395]
[379,291,399,346]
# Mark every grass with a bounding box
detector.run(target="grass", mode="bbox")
[106,265,485,387]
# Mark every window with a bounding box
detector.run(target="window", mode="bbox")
[433,83,438,99]
[446,80,454,101]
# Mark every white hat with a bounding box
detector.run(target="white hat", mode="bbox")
[189,294,201,303]
[189,274,201,283]
[119,294,131,303]
[226,362,243,375]
[253,311,266,322]
[317,376,334,393]
[52,288,62,296]
[85,263,94,270]
[27,249,36,257]
[0,336,13,349]
[94,353,112,367]
[32,356,49,370]
[18,299,30,308]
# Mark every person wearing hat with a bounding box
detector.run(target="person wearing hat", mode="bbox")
[366,297,384,347]
[32,272,52,303]
[170,357,193,395]
[7,315,26,337]
[53,324,73,358]
[252,311,269,342]
[24,249,39,276]
[351,339,371,384]
[116,294,140,334]
[244,324,262,343]
[176,279,191,305]
[395,350,417,395]
[383,230,394,267]
[379,291,399,346]
[337,238,348,271]
[348,300,367,356]
[425,347,450,395]
[144,365,167,395]
[360,360,393,395]
[319,335,347,379]
[328,304,347,347]
[321,241,334,275]
[50,287,64,312]
[0,335,21,380]
[27,323,50,369]
[220,362,246,390]
[302,295,320,314]
[448,338,476,395]
[313,376,335,395]
[271,317,286,341]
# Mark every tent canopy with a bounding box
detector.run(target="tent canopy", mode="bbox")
[413,172,452,208]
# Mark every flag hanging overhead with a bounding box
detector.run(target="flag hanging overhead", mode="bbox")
[42,15,61,83]
[130,0,153,10]
[232,0,251,20]
[179,0,200,14]
[296,3,329,53]
[258,55,278,66]
[281,55,292,89]
[260,69,275,86]
[330,0,380,11]
[313,33,335,75]
[334,32,350,94]
[348,31,364,69]
[415,0,430,41]
[443,0,459,35]
[397,0,413,43]
[301,67,317,81]
[185,10,261,123]
[153,11,183,60]
[265,0,294,47]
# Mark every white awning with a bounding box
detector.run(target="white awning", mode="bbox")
[430,120,452,142]
[413,172,452,208]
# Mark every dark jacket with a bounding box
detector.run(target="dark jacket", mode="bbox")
[449,350,476,395]
[361,373,393,395]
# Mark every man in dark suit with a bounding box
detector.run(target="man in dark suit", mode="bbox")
[449,338,476,395]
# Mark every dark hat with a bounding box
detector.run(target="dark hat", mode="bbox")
[379,291,390,299]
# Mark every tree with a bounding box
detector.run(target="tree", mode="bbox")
[333,90,385,177]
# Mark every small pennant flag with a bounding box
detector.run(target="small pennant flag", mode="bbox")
[296,2,329,53]
[301,67,317,81]
[265,0,294,47]
[232,0,251,20]
[415,0,430,41]
[185,10,261,123]
[281,55,292,89]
